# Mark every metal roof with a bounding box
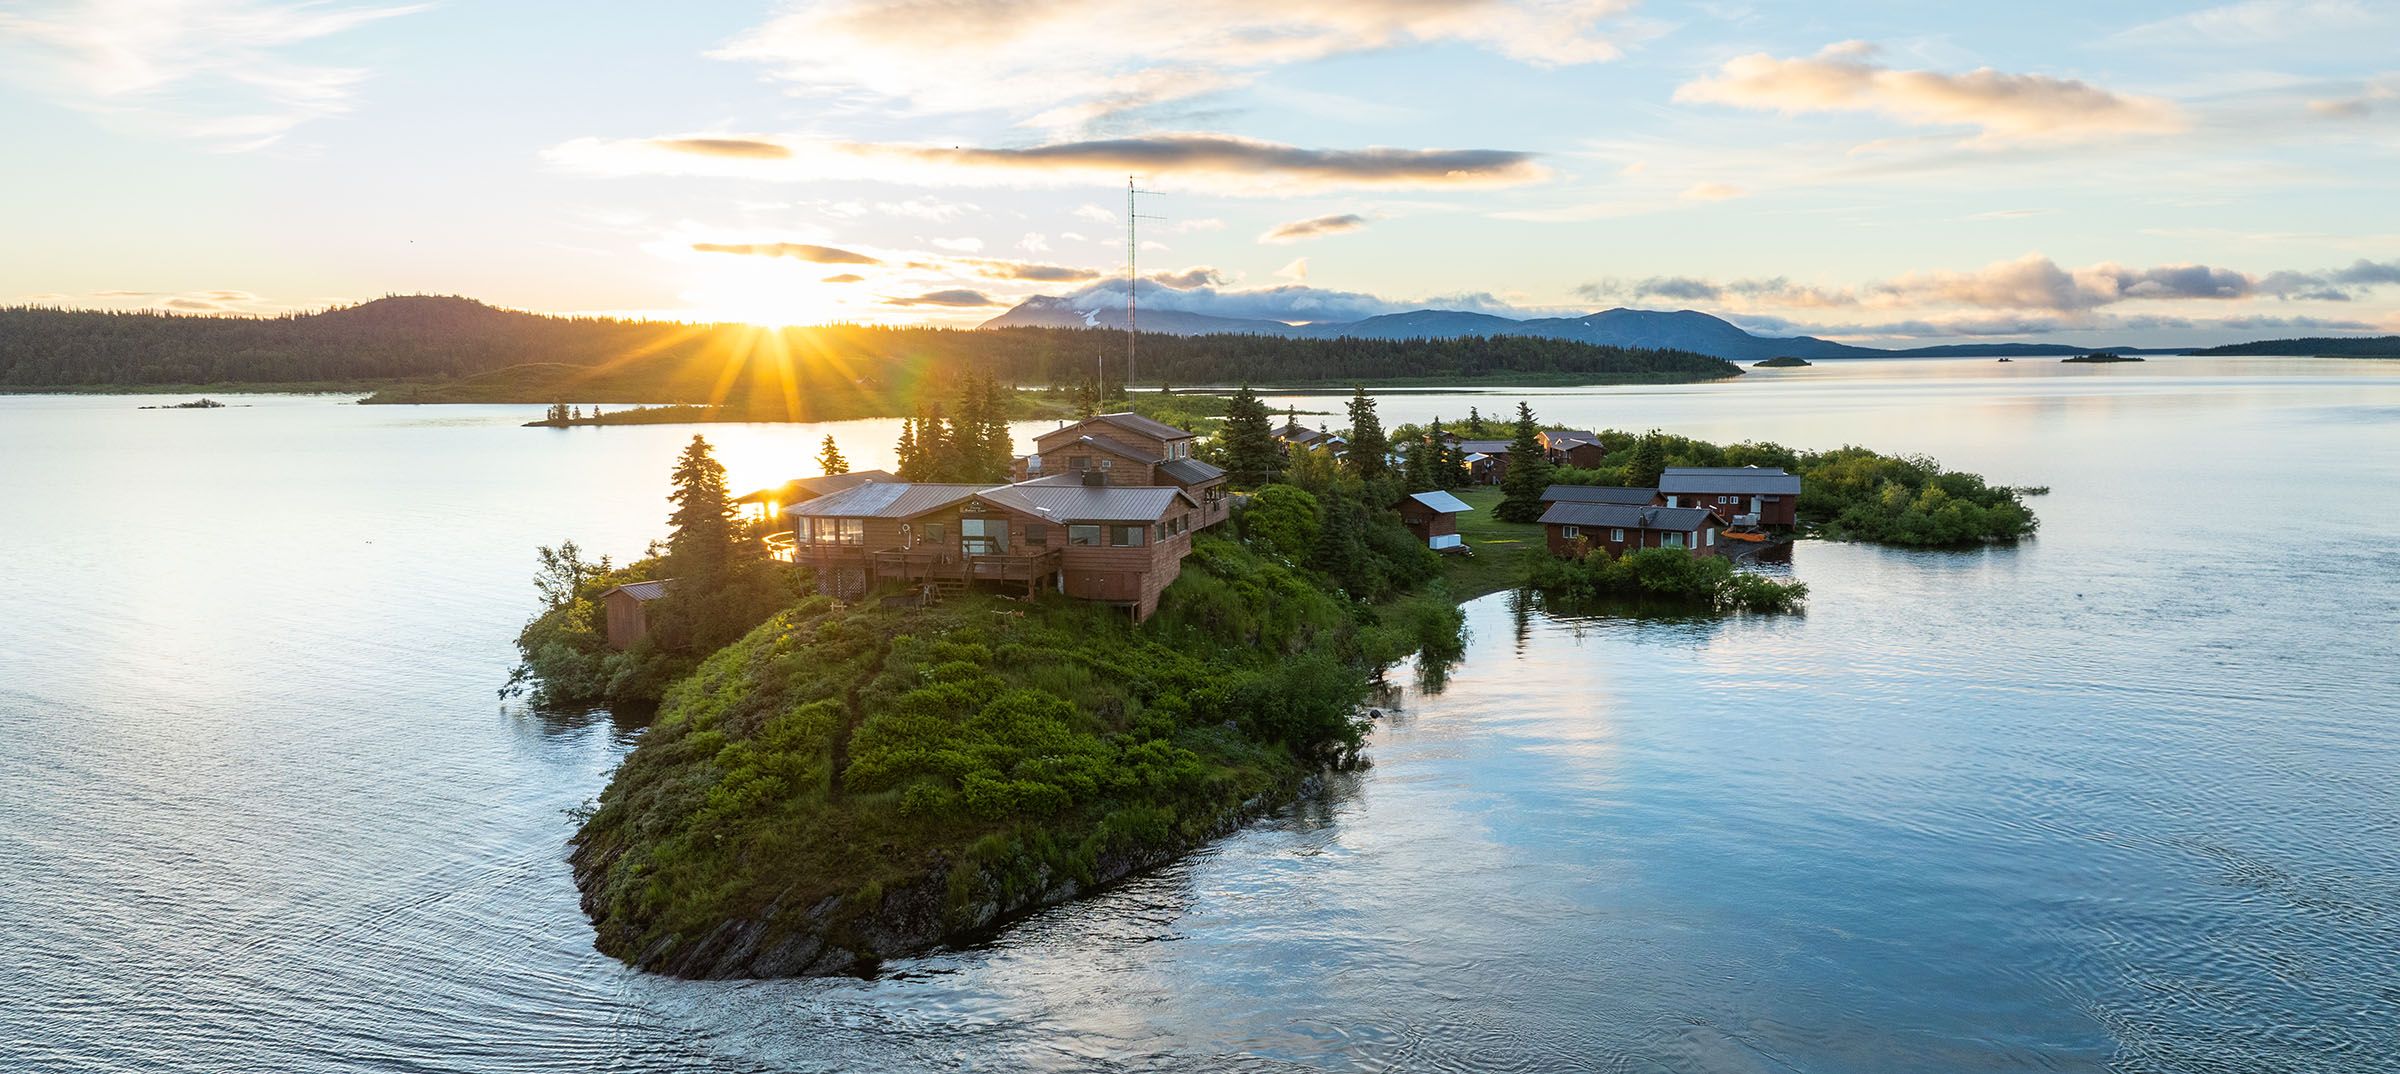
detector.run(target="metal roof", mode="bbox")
[788,482,985,519]
[1542,428,1602,446]
[605,579,671,601]
[1156,457,1227,484]
[1658,466,1802,495]
[1407,490,1473,514]
[1542,484,1657,505]
[1455,439,1513,454]
[975,482,1195,522]
[1055,434,1163,464]
[1088,411,1194,441]
[734,469,898,505]
[1537,501,1718,530]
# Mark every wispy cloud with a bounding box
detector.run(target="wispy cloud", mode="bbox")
[552,132,1548,195]
[884,288,1002,307]
[2113,0,2380,46]
[1675,41,2186,145]
[1260,212,1367,243]
[717,0,1644,131]
[689,242,883,264]
[0,0,424,151]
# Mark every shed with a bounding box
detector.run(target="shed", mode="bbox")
[600,579,672,650]
[1400,489,1474,550]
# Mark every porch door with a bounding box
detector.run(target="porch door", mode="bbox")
[961,516,1009,556]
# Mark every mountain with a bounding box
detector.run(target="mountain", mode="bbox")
[978,296,2172,361]
[2189,336,2400,357]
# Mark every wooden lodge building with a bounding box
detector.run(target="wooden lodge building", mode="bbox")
[1538,501,1723,559]
[1538,429,1607,468]
[733,469,897,525]
[1659,466,1802,527]
[770,414,1229,622]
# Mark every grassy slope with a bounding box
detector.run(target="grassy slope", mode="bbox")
[1443,487,1546,600]
[570,538,1370,977]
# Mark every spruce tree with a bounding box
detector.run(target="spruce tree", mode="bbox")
[1219,384,1280,487]
[1401,432,1435,493]
[1626,430,1669,489]
[1344,386,1388,481]
[1494,402,1554,522]
[894,419,921,480]
[817,435,848,475]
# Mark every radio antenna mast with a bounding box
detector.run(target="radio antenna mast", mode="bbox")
[1126,175,1162,394]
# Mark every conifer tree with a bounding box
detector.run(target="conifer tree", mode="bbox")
[1401,431,1436,493]
[1218,384,1280,487]
[1494,402,1554,522]
[895,419,921,480]
[1626,430,1669,489]
[817,435,848,475]
[1344,386,1388,481]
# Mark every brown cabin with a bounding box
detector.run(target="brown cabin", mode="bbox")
[1538,502,1722,559]
[787,473,1204,621]
[1447,439,1514,485]
[1398,489,1474,550]
[1016,412,1232,531]
[600,579,671,649]
[1659,466,1803,527]
[1539,429,1607,468]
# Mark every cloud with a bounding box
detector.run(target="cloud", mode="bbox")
[1260,213,1367,243]
[1047,274,1573,324]
[885,289,1003,307]
[689,242,883,265]
[822,274,866,284]
[1581,255,2400,313]
[554,131,1548,195]
[717,0,1642,131]
[1276,258,1310,282]
[1675,42,2187,145]
[2114,0,2380,46]
[1149,266,1227,288]
[0,0,425,150]
[959,259,1105,282]
[930,237,984,253]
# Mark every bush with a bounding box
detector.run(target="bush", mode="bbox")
[1527,547,1807,612]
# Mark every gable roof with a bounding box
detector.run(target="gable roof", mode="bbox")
[1659,466,1802,495]
[1407,490,1473,515]
[1455,439,1513,455]
[1538,501,1718,530]
[1053,411,1193,442]
[1541,428,1602,447]
[1543,484,1657,505]
[733,469,897,505]
[1156,457,1227,484]
[976,481,1196,523]
[1040,434,1163,465]
[788,482,986,519]
[604,579,671,602]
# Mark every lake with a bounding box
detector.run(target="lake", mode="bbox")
[4,356,2398,1072]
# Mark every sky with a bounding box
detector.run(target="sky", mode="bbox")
[2,0,2396,346]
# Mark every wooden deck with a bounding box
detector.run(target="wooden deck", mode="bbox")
[786,542,1064,597]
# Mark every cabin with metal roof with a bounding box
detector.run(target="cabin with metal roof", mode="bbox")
[1017,413,1231,530]
[1538,429,1607,468]
[1659,466,1802,527]
[1445,439,1514,484]
[1399,489,1474,550]
[599,579,672,650]
[783,472,1206,620]
[1538,501,1722,559]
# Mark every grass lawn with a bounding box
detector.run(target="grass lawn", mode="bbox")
[1439,487,1545,601]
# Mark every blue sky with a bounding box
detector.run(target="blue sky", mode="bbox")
[3,0,2395,345]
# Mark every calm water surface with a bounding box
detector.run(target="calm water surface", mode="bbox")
[4,357,2398,1072]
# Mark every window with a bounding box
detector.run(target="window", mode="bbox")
[1610,528,1626,542]
[1664,532,1687,548]
[1561,525,1580,539]
[961,517,1009,555]
[1068,456,1090,471]
[1023,523,1048,545]
[1180,513,1191,533]
[1109,524,1146,547]
[1205,485,1225,504]
[1068,524,1102,546]
[1705,528,1716,546]
[810,518,863,545]
[918,523,945,544]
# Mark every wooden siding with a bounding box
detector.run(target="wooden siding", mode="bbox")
[1545,519,1721,559]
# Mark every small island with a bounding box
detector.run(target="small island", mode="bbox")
[140,398,227,409]
[1753,355,1813,368]
[2062,351,2144,363]
[518,387,2038,978]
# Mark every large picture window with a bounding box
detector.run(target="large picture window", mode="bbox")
[1109,524,1146,547]
[810,518,863,545]
[960,517,1009,555]
[1068,524,1102,546]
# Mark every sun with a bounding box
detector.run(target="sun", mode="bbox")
[682,261,857,328]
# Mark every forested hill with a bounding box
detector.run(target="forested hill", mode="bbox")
[0,297,1742,404]
[2188,336,2400,357]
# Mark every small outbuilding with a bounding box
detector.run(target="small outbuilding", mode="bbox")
[600,579,672,650]
[1538,502,1721,559]
[1399,489,1474,550]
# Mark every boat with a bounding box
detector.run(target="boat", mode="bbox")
[1723,525,1771,543]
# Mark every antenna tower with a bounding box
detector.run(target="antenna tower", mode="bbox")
[1125,176,1162,393]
